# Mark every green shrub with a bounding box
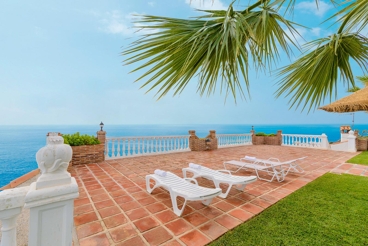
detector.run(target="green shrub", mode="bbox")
[62,132,100,146]
[255,132,276,136]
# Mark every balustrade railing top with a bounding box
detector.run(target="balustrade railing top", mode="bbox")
[105,135,190,159]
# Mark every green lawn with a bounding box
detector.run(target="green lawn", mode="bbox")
[346,151,368,166]
[210,173,368,246]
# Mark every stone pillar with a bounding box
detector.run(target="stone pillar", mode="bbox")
[277,130,282,145]
[0,187,29,246]
[25,132,79,246]
[320,133,330,149]
[97,130,106,144]
[97,130,106,162]
[209,130,216,139]
[206,130,218,150]
[188,130,198,151]
[347,130,357,152]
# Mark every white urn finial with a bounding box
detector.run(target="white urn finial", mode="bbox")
[35,132,73,189]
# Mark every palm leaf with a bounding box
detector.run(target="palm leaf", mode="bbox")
[276,33,368,111]
[122,2,300,101]
[329,0,368,33]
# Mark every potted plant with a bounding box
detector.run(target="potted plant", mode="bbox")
[62,132,103,166]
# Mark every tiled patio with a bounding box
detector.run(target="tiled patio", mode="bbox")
[70,145,366,246]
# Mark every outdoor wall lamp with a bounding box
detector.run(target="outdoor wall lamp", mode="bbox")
[100,122,104,131]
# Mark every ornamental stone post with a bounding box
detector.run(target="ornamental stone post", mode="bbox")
[320,133,329,149]
[347,130,357,152]
[24,132,79,246]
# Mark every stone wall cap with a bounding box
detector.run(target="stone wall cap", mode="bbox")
[0,186,30,210]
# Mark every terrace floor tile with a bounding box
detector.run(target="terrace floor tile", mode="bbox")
[66,145,359,246]
[179,230,211,246]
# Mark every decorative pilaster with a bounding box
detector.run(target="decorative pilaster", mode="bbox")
[25,132,79,246]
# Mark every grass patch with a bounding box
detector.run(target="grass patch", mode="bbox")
[346,151,368,166]
[210,173,368,246]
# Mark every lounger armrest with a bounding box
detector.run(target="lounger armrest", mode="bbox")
[216,169,232,175]
[184,178,198,186]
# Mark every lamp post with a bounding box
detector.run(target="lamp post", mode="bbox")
[100,122,104,131]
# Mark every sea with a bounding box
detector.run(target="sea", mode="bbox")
[1,124,367,188]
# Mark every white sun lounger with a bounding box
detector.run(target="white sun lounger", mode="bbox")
[182,163,257,198]
[223,156,306,182]
[146,169,222,216]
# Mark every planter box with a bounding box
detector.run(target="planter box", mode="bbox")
[252,136,281,145]
[265,136,281,145]
[252,136,265,145]
[356,138,368,151]
[70,144,105,166]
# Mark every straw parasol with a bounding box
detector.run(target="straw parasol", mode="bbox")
[319,86,368,112]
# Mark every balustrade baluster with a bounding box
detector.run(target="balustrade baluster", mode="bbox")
[111,139,116,157]
[121,138,125,157]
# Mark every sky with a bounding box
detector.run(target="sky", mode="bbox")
[1,0,367,126]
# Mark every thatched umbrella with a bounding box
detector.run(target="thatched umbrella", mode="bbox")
[319,86,368,112]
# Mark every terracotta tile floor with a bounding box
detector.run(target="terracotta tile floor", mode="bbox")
[70,145,366,246]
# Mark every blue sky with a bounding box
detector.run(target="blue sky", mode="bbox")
[1,0,367,125]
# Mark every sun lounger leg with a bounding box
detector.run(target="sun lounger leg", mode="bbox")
[223,162,244,173]
[201,198,214,206]
[170,193,188,216]
[235,183,247,192]
[146,176,159,194]
[255,169,275,182]
[211,180,233,198]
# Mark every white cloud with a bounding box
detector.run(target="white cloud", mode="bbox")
[185,0,227,10]
[148,1,155,7]
[99,11,155,36]
[295,1,333,17]
[311,27,321,36]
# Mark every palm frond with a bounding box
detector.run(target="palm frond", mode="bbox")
[330,0,368,33]
[122,2,300,101]
[276,33,368,111]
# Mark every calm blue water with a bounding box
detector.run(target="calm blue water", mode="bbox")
[1,124,367,188]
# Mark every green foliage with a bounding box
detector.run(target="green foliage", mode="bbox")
[62,132,100,146]
[122,0,368,111]
[255,132,275,136]
[346,151,368,166]
[210,173,368,245]
[276,33,368,111]
[122,1,301,101]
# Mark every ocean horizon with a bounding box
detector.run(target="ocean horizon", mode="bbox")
[1,123,367,188]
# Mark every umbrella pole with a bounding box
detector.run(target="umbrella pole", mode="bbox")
[352,113,355,129]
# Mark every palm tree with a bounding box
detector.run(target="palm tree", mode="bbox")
[122,0,368,110]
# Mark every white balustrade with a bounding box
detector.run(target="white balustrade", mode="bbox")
[282,134,329,149]
[217,134,252,148]
[105,135,190,159]
[0,187,29,246]
[0,132,79,246]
